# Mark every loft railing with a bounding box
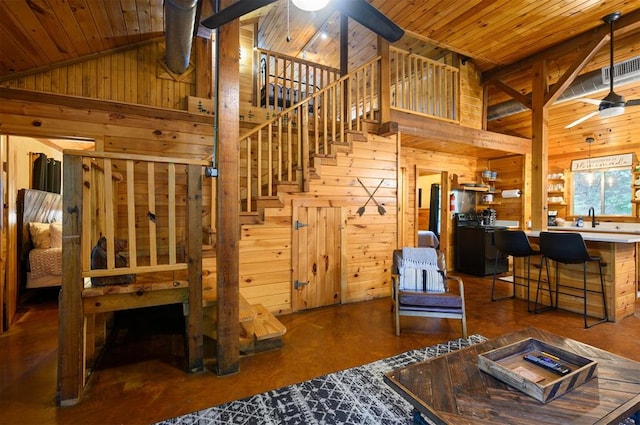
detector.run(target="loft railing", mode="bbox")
[241,56,381,213]
[256,48,340,112]
[390,47,460,123]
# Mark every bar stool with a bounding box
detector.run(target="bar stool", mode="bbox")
[491,230,552,312]
[537,231,608,328]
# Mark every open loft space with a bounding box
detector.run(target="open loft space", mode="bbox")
[1,0,639,423]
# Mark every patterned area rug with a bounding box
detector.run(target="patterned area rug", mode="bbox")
[158,334,637,425]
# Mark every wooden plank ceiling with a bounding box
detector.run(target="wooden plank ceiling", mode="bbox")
[1,0,639,160]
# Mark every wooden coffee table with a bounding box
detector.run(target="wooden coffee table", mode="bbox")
[384,328,640,424]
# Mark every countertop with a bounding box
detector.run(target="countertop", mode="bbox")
[525,230,640,243]
[549,225,640,235]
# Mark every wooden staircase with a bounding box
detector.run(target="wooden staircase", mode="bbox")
[222,57,383,351]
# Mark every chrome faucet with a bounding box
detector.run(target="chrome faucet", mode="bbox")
[587,207,598,228]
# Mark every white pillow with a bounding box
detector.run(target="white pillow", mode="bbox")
[49,222,62,248]
[29,222,51,249]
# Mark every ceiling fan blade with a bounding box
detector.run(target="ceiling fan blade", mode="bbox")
[331,0,404,42]
[201,0,278,29]
[565,111,599,129]
[626,99,640,107]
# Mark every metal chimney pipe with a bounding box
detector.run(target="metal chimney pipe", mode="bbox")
[487,65,640,121]
[165,0,199,75]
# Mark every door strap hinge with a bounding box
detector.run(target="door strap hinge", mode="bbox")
[294,280,310,289]
[294,220,308,230]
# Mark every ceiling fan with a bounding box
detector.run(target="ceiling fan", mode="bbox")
[200,0,404,43]
[565,12,640,129]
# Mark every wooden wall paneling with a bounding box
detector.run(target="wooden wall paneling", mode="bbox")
[488,155,525,224]
[1,40,196,111]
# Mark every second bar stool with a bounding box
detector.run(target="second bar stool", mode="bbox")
[537,231,608,328]
[491,230,551,312]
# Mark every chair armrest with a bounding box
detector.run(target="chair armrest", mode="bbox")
[391,273,400,299]
[445,274,465,298]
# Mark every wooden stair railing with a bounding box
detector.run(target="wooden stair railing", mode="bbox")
[239,56,382,215]
[58,150,207,406]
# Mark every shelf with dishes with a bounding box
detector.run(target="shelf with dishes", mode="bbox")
[451,174,490,192]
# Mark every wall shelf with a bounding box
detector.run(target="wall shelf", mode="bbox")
[451,174,489,192]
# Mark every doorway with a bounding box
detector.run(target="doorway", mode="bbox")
[1,134,94,331]
[415,168,450,267]
[292,206,343,312]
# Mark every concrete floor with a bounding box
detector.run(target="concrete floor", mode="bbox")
[1,274,638,424]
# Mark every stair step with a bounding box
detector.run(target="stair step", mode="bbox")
[256,196,284,209]
[331,141,352,153]
[348,131,367,143]
[244,304,286,341]
[239,211,263,225]
[201,294,286,354]
[275,181,301,193]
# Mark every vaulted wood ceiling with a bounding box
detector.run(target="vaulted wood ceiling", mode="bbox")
[1,0,639,160]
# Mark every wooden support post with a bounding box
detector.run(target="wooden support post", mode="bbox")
[378,37,391,124]
[531,60,549,231]
[186,164,204,373]
[58,154,84,406]
[216,0,240,376]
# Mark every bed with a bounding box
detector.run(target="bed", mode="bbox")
[259,58,318,112]
[17,189,63,289]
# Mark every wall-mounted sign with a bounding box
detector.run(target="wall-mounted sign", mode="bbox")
[571,153,633,171]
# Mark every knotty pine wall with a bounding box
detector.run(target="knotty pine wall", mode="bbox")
[204,132,398,314]
[2,40,193,110]
[458,59,483,129]
[487,155,527,225]
[1,26,257,113]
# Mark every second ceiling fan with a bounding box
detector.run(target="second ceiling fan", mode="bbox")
[201,0,404,43]
[565,12,640,129]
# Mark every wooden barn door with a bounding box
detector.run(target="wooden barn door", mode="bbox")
[292,206,342,312]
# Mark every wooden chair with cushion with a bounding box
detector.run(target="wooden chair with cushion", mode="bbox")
[391,247,467,337]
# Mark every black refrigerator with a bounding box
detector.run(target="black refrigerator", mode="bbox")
[428,183,440,238]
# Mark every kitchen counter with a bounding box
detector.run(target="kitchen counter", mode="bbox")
[517,231,638,322]
[548,223,640,235]
[525,230,640,243]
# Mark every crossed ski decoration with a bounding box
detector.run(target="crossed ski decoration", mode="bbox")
[356,178,386,216]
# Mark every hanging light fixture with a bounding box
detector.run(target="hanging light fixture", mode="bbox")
[292,0,330,12]
[585,136,595,186]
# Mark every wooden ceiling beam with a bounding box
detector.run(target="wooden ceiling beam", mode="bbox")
[490,80,532,110]
[544,35,609,106]
[391,110,531,155]
[482,9,640,83]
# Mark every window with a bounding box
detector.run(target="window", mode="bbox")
[572,168,632,216]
